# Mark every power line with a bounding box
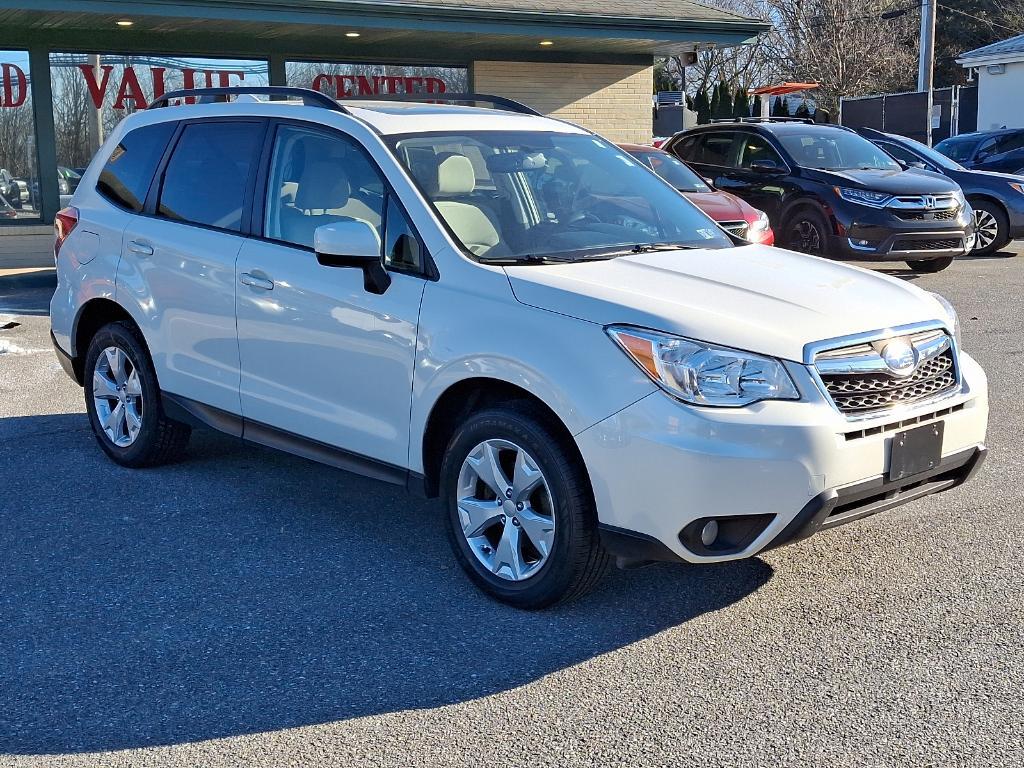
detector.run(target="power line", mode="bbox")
[936,3,1024,35]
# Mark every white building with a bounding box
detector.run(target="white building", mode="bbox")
[958,34,1024,131]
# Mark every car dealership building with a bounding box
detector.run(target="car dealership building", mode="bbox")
[0,0,765,265]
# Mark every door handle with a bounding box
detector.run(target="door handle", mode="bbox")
[127,240,154,257]
[240,272,274,291]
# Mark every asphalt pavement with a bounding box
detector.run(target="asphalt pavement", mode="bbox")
[0,250,1022,767]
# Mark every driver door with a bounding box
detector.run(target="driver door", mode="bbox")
[234,122,427,468]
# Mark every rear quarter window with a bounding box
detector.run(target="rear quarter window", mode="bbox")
[96,121,177,212]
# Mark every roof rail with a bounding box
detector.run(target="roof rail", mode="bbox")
[340,92,541,116]
[709,116,814,124]
[148,86,348,113]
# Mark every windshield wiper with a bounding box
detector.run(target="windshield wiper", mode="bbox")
[629,242,697,254]
[478,254,579,265]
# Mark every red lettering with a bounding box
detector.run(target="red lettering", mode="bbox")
[114,66,147,110]
[78,64,114,109]
[214,70,244,88]
[311,73,334,95]
[356,75,375,95]
[425,77,446,94]
[151,67,167,101]
[383,76,403,94]
[1,63,27,108]
[403,77,424,94]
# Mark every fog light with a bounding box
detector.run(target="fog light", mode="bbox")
[965,233,976,251]
[700,520,719,547]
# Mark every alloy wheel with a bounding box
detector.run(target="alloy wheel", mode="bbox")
[973,209,999,251]
[455,439,555,582]
[790,219,822,254]
[92,346,144,447]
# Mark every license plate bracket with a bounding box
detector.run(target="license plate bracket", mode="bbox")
[888,421,944,481]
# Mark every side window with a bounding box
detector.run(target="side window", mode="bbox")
[694,132,737,167]
[264,125,386,250]
[880,142,923,166]
[975,138,998,159]
[97,121,176,212]
[737,134,785,169]
[995,132,1024,154]
[672,134,701,161]
[384,197,423,271]
[157,122,263,232]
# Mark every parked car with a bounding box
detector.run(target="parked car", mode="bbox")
[620,143,773,245]
[51,88,988,609]
[860,127,1024,256]
[0,168,29,208]
[664,119,975,272]
[934,128,1024,176]
[0,192,17,219]
[58,166,82,195]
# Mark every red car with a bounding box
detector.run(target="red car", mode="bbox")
[620,144,774,245]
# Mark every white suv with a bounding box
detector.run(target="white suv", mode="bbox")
[50,88,989,608]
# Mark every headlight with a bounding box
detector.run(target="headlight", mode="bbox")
[748,210,770,232]
[929,292,961,346]
[835,187,893,208]
[607,326,800,407]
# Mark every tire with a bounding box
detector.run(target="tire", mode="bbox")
[906,256,955,273]
[83,320,191,467]
[969,199,1010,257]
[440,401,610,609]
[783,206,830,257]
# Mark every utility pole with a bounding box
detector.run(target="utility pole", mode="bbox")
[918,0,937,146]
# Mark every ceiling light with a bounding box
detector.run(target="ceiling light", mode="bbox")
[345,31,361,38]
[539,40,554,46]
[116,19,134,27]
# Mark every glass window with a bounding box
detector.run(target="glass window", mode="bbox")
[628,150,710,193]
[264,125,385,249]
[285,61,467,98]
[0,50,40,219]
[994,132,1024,154]
[693,132,737,167]
[97,121,176,212]
[158,122,263,231]
[389,131,730,262]
[737,133,785,169]
[934,137,980,162]
[384,197,422,270]
[50,54,269,175]
[776,130,900,171]
[670,135,701,161]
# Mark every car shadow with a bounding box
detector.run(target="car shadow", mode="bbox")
[954,247,1019,261]
[0,269,56,316]
[0,413,773,755]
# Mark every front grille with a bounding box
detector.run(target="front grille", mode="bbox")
[814,330,960,417]
[894,209,958,221]
[720,220,748,238]
[893,238,962,252]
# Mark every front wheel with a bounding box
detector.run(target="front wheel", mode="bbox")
[970,199,1010,256]
[784,207,830,257]
[84,321,191,467]
[906,256,955,273]
[440,402,610,609]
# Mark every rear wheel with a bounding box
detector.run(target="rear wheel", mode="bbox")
[906,256,955,273]
[784,207,830,256]
[440,402,610,609]
[84,321,191,467]
[970,199,1010,256]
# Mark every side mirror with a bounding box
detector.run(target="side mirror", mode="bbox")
[749,159,782,174]
[314,220,391,294]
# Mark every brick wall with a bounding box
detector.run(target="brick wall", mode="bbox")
[0,227,52,269]
[472,61,653,143]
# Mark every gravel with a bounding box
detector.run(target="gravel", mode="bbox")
[0,251,1021,767]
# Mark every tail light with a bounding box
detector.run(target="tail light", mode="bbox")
[54,206,79,263]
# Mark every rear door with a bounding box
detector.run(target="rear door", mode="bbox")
[118,119,266,418]
[714,131,790,221]
[673,131,739,187]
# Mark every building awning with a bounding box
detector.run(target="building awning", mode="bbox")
[749,82,819,96]
[0,0,770,60]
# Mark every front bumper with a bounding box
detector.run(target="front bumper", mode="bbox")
[578,351,989,565]
[826,199,974,261]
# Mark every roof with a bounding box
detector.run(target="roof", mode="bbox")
[957,33,1024,66]
[0,0,770,58]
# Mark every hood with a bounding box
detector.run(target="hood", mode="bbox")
[683,190,754,222]
[505,245,948,362]
[802,167,960,195]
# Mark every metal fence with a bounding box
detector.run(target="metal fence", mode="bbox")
[839,86,978,144]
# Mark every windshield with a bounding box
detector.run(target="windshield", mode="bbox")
[628,150,710,193]
[388,131,731,262]
[934,137,980,162]
[777,130,900,171]
[899,136,966,171]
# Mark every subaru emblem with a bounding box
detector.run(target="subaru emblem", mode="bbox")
[881,339,918,377]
